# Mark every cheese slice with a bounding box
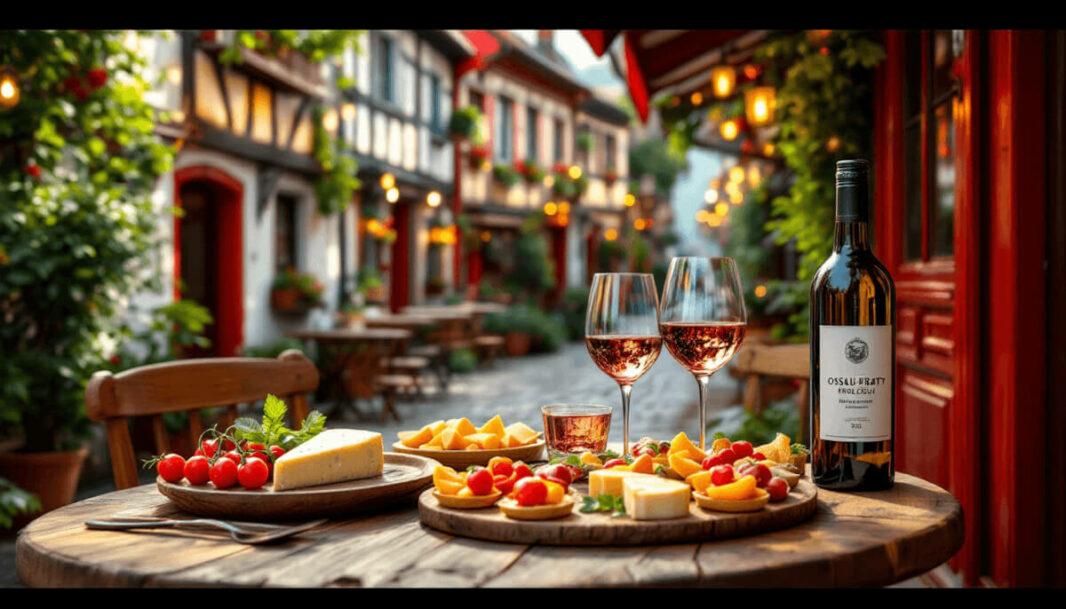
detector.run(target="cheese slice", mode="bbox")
[272,429,384,491]
[588,469,656,497]
[622,476,691,520]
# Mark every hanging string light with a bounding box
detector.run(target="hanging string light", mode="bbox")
[710,65,736,99]
[380,172,396,190]
[624,193,636,207]
[744,86,776,127]
[426,191,442,208]
[704,188,719,204]
[0,66,20,110]
[603,228,619,241]
[385,187,399,203]
[728,166,746,184]
[690,91,704,106]
[720,118,740,142]
[714,202,729,217]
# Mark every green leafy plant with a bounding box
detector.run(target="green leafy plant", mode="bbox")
[491,163,521,189]
[447,105,483,143]
[515,159,545,183]
[561,287,590,341]
[219,30,363,66]
[484,304,566,353]
[313,106,361,215]
[707,400,801,447]
[0,30,176,451]
[576,131,594,153]
[273,268,325,306]
[628,138,687,198]
[233,394,326,451]
[504,219,556,303]
[447,348,478,373]
[0,477,41,529]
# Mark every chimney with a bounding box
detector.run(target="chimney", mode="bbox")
[537,30,555,55]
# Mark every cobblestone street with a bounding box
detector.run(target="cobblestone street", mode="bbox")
[343,341,743,445]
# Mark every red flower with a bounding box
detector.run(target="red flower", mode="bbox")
[513,158,527,174]
[25,164,41,179]
[109,354,121,366]
[199,30,218,42]
[552,162,568,174]
[87,67,108,89]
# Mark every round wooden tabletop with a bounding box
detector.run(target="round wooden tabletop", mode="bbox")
[16,471,962,587]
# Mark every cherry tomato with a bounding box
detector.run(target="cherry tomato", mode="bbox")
[183,455,210,485]
[603,458,627,469]
[209,458,238,489]
[513,462,534,481]
[731,441,754,459]
[536,464,572,487]
[702,455,723,470]
[766,477,789,501]
[494,473,517,495]
[222,450,242,464]
[245,442,266,452]
[237,457,270,490]
[716,448,738,464]
[156,453,185,483]
[514,477,548,506]
[221,438,236,451]
[488,457,513,477]
[193,448,205,458]
[710,464,735,486]
[738,462,772,488]
[269,445,286,460]
[465,467,495,496]
[751,451,767,461]
[200,438,219,458]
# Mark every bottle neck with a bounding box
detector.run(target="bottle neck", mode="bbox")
[833,180,871,252]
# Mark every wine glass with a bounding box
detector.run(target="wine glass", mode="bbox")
[585,273,662,457]
[659,257,747,450]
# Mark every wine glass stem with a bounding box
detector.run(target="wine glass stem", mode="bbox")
[619,383,633,457]
[695,373,713,450]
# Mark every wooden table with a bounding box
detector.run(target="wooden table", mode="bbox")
[362,314,437,330]
[16,471,962,587]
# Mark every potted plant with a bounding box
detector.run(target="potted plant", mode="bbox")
[468,145,491,171]
[492,163,521,189]
[447,105,483,143]
[576,131,594,154]
[357,267,386,304]
[271,268,325,314]
[0,31,176,520]
[1,477,41,531]
[338,303,366,329]
[515,159,545,184]
[605,168,619,185]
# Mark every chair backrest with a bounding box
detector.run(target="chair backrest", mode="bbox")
[733,343,810,379]
[85,349,319,489]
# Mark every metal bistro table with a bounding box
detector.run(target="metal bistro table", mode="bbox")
[15,470,962,587]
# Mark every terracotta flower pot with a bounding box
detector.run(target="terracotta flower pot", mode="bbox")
[0,447,88,524]
[271,288,302,312]
[504,332,532,357]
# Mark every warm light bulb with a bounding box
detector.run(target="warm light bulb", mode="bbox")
[544,201,558,216]
[604,228,619,241]
[745,87,776,127]
[763,142,775,156]
[729,190,743,204]
[380,172,396,190]
[481,231,492,242]
[696,209,711,223]
[720,119,739,141]
[165,64,182,86]
[747,165,762,187]
[558,201,571,214]
[729,166,746,184]
[624,193,636,207]
[0,72,19,109]
[386,187,399,203]
[634,218,647,231]
[690,91,703,106]
[426,191,442,208]
[568,165,582,180]
[710,65,736,99]
[341,102,356,121]
[704,189,719,204]
[754,284,768,298]
[715,202,729,216]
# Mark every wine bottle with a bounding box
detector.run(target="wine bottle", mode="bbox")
[809,159,895,491]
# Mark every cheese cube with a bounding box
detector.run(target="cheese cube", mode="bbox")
[622,476,691,520]
[272,429,383,491]
[588,469,656,497]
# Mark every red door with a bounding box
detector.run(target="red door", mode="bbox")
[874,30,980,582]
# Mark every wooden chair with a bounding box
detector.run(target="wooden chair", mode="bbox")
[85,350,320,490]
[732,343,811,442]
[334,342,413,423]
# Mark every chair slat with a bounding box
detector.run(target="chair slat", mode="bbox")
[151,415,170,454]
[187,410,204,449]
[106,419,140,490]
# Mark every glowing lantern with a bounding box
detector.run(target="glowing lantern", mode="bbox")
[624,193,636,207]
[568,165,582,180]
[426,191,442,208]
[380,172,396,190]
[385,187,399,203]
[604,228,619,241]
[710,65,736,98]
[0,67,20,110]
[544,201,558,216]
[720,119,739,142]
[729,166,746,184]
[690,91,703,106]
[744,87,776,127]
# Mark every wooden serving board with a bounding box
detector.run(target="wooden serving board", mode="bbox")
[390,440,545,469]
[157,453,436,521]
[418,478,817,546]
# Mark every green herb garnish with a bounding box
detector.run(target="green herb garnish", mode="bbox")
[234,394,326,450]
[580,494,626,517]
[712,431,728,441]
[791,443,808,455]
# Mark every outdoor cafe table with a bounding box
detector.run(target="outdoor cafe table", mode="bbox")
[15,470,962,587]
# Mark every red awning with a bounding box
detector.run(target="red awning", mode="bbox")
[580,30,762,122]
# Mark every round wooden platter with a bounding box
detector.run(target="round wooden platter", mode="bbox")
[418,478,817,546]
[156,452,436,521]
[390,440,545,469]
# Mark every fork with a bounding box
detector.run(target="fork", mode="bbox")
[84,516,328,545]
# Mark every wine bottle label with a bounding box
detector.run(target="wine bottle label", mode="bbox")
[818,325,892,442]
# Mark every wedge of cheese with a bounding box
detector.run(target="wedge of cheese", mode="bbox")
[272,429,384,491]
[588,469,656,497]
[622,476,691,520]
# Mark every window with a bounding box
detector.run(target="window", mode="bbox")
[495,96,514,162]
[553,117,564,162]
[376,35,395,103]
[526,107,538,162]
[429,74,442,133]
[902,30,961,262]
[275,194,299,271]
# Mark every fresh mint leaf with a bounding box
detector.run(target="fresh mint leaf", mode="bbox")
[579,494,627,516]
[791,443,808,454]
[712,431,728,441]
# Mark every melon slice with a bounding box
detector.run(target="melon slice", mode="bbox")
[398,427,433,448]
[477,415,506,437]
[504,422,539,445]
[464,433,501,450]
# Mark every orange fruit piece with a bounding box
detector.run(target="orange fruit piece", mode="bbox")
[705,474,758,501]
[668,452,703,478]
[398,427,433,448]
[477,415,506,437]
[628,453,655,474]
[543,479,565,504]
[686,470,712,494]
[432,465,466,495]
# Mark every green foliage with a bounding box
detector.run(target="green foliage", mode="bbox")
[108,299,214,371]
[0,477,41,529]
[597,238,626,272]
[355,266,383,293]
[756,30,884,300]
[0,31,176,451]
[628,138,687,198]
[273,268,325,305]
[708,401,801,447]
[447,105,483,143]
[504,219,555,303]
[484,304,566,353]
[561,287,590,341]
[576,131,593,153]
[447,348,478,373]
[220,30,363,65]
[313,106,360,215]
[491,163,521,188]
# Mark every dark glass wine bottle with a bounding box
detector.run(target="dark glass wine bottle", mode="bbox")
[809,159,895,491]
